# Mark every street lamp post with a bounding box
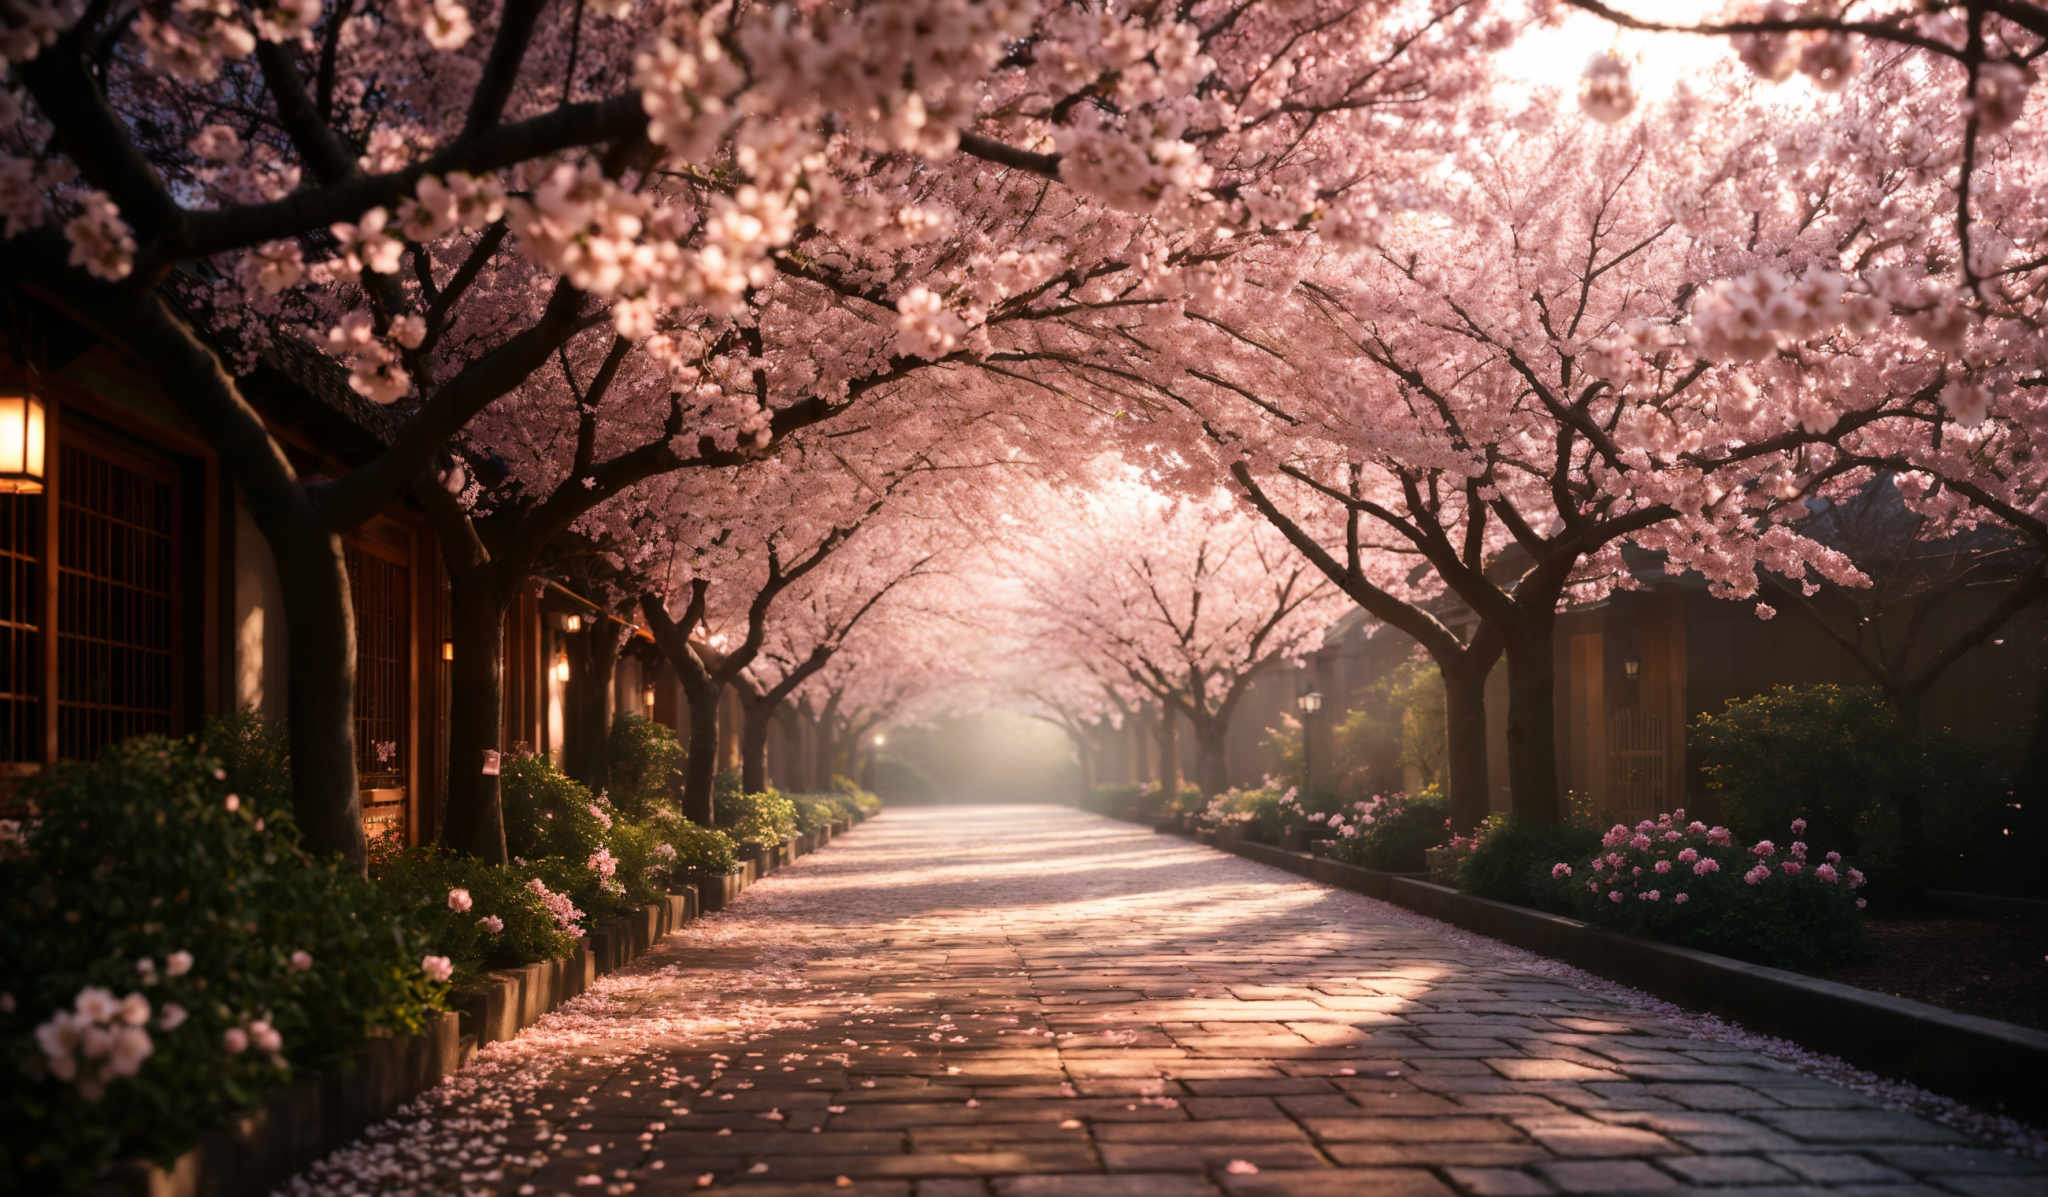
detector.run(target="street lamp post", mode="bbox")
[1296,689,1323,796]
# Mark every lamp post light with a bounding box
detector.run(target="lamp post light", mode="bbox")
[1622,652,1642,683]
[1296,689,1323,795]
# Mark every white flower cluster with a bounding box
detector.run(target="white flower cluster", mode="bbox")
[34,987,156,1100]
[63,191,135,282]
[393,0,472,51]
[323,310,419,406]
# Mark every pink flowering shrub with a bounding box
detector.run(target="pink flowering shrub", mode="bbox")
[500,751,616,860]
[1081,780,1201,820]
[0,738,441,1192]
[1197,781,1300,843]
[368,846,583,980]
[1316,790,1450,873]
[1431,814,1603,912]
[1550,810,1867,967]
[499,751,679,917]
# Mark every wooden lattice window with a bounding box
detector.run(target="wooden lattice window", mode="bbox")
[0,487,43,765]
[1607,708,1669,822]
[346,540,411,791]
[55,439,180,759]
[2,426,186,773]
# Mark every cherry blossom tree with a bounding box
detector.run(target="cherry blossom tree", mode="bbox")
[3,0,1521,863]
[1002,477,1343,797]
[1106,89,1965,829]
[731,529,954,794]
[1563,0,2041,304]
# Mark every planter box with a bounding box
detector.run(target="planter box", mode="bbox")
[1210,835,2048,1119]
[94,886,706,1197]
[1281,825,1312,852]
[690,868,743,912]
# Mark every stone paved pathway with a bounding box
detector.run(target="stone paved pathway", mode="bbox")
[288,806,2048,1197]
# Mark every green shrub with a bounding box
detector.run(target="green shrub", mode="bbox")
[1320,791,1451,872]
[501,751,612,861]
[1690,684,1898,860]
[1135,781,1202,819]
[370,846,582,978]
[663,822,739,873]
[829,776,882,817]
[606,714,685,820]
[1198,783,1300,843]
[605,820,673,907]
[1436,814,1602,912]
[0,738,443,1192]
[1549,809,1867,967]
[199,708,293,820]
[788,793,839,834]
[1690,684,2011,889]
[721,788,799,846]
[1080,782,1145,816]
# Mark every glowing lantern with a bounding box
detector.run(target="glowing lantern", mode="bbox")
[0,390,47,494]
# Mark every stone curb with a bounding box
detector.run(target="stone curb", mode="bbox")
[89,817,868,1197]
[1153,814,2048,1120]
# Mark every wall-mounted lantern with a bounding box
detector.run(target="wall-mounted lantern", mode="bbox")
[441,638,455,662]
[1623,652,1642,682]
[643,685,657,709]
[0,388,47,494]
[562,613,583,634]
[551,654,570,683]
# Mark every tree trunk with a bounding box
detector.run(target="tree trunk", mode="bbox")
[1155,708,1181,801]
[740,694,772,793]
[1194,722,1230,797]
[1893,686,1929,876]
[1503,620,1562,825]
[1132,709,1152,785]
[272,531,368,872]
[679,680,720,825]
[1071,728,1096,797]
[561,621,620,793]
[1441,661,1490,835]
[813,722,836,791]
[441,569,510,862]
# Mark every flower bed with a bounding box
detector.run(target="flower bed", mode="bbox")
[1310,790,1449,873]
[0,738,448,1193]
[0,709,878,1194]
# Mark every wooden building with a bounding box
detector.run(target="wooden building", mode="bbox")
[2,302,682,841]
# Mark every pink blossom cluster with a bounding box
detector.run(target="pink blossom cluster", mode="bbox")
[220,1015,285,1064]
[525,877,586,939]
[1563,810,1865,910]
[1315,793,1411,842]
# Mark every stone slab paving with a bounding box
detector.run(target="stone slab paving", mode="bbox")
[285,806,2048,1196]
